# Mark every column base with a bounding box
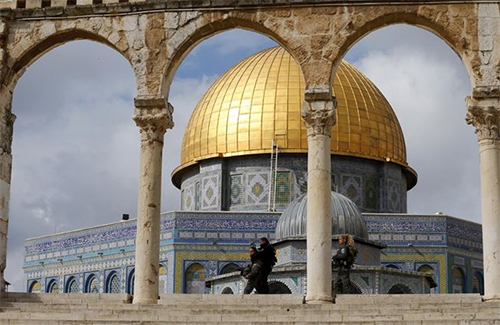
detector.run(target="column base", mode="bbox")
[132,297,158,305]
[482,295,500,302]
[305,294,334,304]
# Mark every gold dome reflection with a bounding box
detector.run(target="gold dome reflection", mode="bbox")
[173,47,416,188]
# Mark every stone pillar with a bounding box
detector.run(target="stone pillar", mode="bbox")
[0,18,12,294]
[302,91,335,304]
[466,96,500,301]
[132,97,173,305]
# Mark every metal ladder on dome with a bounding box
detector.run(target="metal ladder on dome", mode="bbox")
[268,139,279,212]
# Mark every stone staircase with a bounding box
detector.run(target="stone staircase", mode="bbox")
[0,292,499,324]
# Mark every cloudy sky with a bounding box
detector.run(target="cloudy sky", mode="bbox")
[5,25,477,291]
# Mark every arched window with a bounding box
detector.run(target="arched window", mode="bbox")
[387,283,413,294]
[106,273,121,294]
[417,264,434,274]
[268,281,292,294]
[220,263,240,274]
[221,287,234,294]
[46,280,59,294]
[472,272,484,295]
[159,264,167,294]
[126,269,135,295]
[66,277,79,293]
[185,263,206,294]
[28,280,41,293]
[417,264,437,293]
[452,267,465,293]
[85,275,99,294]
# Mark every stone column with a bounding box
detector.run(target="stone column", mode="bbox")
[466,96,500,301]
[132,97,173,305]
[0,100,14,294]
[0,18,12,294]
[302,91,335,304]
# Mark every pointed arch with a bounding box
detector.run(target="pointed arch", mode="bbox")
[105,271,121,294]
[7,29,135,91]
[85,274,99,294]
[162,16,304,99]
[184,263,206,294]
[65,276,78,293]
[332,11,476,90]
[46,279,59,294]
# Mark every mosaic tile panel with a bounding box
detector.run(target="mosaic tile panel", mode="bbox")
[387,179,401,212]
[183,186,195,211]
[195,182,201,211]
[340,175,362,206]
[230,174,243,206]
[275,172,291,204]
[364,177,379,211]
[109,274,120,293]
[202,175,219,210]
[246,173,269,205]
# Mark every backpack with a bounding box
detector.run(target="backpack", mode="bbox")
[346,246,358,267]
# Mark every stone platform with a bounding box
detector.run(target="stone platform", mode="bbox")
[0,293,499,324]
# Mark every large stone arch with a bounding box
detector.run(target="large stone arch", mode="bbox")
[330,5,478,89]
[6,26,135,91]
[161,11,306,98]
[387,283,414,294]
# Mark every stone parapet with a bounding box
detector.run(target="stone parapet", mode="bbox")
[0,0,487,18]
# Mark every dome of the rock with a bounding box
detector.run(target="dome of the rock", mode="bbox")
[172,46,416,189]
[173,47,416,214]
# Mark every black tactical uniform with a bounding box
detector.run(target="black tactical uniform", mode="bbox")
[243,252,265,294]
[332,244,353,294]
[256,242,277,294]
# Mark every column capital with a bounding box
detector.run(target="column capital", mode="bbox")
[466,96,500,141]
[301,91,336,137]
[133,96,174,143]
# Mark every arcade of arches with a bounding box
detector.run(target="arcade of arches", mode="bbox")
[0,0,500,305]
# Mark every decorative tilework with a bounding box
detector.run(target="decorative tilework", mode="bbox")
[340,175,362,206]
[108,273,120,293]
[88,277,98,293]
[68,278,78,293]
[230,174,243,206]
[246,173,269,205]
[364,177,378,211]
[275,172,291,204]
[387,179,401,212]
[24,209,483,297]
[183,186,195,211]
[195,182,201,211]
[202,175,219,210]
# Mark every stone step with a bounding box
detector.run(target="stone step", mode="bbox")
[1,311,500,324]
[0,292,132,304]
[1,293,498,324]
[2,301,499,313]
[335,294,482,304]
[1,293,482,305]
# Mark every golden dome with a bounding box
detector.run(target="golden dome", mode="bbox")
[172,47,416,188]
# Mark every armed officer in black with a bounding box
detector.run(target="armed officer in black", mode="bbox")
[332,234,357,294]
[256,237,277,294]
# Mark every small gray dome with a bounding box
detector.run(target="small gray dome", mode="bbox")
[275,192,368,242]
